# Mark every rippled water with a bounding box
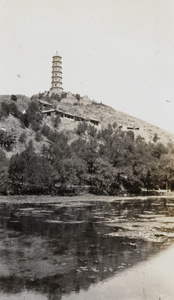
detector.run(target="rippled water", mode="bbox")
[0,196,174,299]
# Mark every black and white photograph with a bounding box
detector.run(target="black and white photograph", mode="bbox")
[1,0,174,299]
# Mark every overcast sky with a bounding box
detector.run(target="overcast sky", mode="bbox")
[1,0,174,133]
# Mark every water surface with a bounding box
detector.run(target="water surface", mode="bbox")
[0,196,174,299]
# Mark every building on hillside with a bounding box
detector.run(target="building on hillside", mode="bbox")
[88,118,100,126]
[41,109,100,126]
[42,109,57,118]
[118,125,140,131]
[38,100,54,111]
[50,51,63,94]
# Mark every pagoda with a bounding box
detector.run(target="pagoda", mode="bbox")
[50,51,63,93]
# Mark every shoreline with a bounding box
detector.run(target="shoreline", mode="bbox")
[0,193,174,204]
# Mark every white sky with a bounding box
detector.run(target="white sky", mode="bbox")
[1,0,174,133]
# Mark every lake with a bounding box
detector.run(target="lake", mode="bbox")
[0,195,174,300]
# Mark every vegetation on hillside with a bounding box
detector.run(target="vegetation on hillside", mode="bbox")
[0,120,174,195]
[0,94,174,196]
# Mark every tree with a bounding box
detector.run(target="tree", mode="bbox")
[8,142,55,194]
[35,130,42,142]
[11,95,17,101]
[150,142,168,159]
[57,156,87,186]
[0,150,10,194]
[18,132,27,144]
[126,130,134,141]
[158,152,174,189]
[76,121,88,135]
[89,158,119,195]
[25,101,43,131]
[100,124,113,141]
[8,103,20,118]
[120,167,143,194]
[87,124,97,137]
[41,124,51,137]
[0,102,10,118]
[75,94,80,101]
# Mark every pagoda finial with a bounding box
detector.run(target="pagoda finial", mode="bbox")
[56,50,58,55]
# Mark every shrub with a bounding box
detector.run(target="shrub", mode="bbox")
[41,124,51,137]
[75,94,80,101]
[76,121,88,135]
[55,94,61,101]
[87,124,97,137]
[61,92,67,99]
[35,131,42,142]
[38,93,43,99]
[153,133,160,143]
[11,95,17,101]
[126,130,135,141]
[8,103,20,118]
[112,122,117,129]
[18,132,27,144]
[0,102,10,118]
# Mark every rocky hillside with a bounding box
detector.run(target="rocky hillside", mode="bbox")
[0,92,174,159]
[55,96,174,145]
[0,94,47,158]
[37,91,174,145]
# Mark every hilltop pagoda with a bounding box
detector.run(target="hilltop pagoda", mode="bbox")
[50,51,63,93]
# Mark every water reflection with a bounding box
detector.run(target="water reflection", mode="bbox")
[0,197,174,299]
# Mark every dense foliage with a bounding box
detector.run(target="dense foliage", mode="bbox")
[0,97,173,195]
[0,120,174,195]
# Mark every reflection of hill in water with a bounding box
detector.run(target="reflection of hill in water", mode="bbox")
[0,198,174,299]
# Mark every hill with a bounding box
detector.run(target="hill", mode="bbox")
[1,91,174,196]
[53,94,174,145]
[0,92,174,159]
